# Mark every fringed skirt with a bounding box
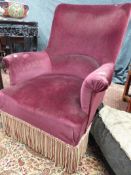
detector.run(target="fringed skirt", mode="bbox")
[1,111,90,173]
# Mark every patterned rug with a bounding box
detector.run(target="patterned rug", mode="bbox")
[0,126,110,175]
[0,73,127,175]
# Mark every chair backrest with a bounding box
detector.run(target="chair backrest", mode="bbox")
[46,3,131,66]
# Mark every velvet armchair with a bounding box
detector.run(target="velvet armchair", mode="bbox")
[0,3,131,173]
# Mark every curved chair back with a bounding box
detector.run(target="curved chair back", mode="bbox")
[47,4,131,66]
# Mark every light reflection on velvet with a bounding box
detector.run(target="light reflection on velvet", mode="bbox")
[4,51,52,85]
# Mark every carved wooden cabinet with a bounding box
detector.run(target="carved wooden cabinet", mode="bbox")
[0,20,38,55]
[0,20,38,89]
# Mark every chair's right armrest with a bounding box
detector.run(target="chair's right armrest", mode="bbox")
[3,51,52,85]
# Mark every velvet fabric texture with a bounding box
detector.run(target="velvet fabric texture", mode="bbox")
[47,4,131,64]
[0,74,87,145]
[4,51,52,85]
[1,4,131,146]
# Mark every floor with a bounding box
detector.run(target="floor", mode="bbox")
[103,83,128,111]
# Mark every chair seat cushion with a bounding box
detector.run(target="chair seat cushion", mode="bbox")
[0,74,87,146]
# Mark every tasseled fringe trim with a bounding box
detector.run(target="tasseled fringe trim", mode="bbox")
[1,111,90,173]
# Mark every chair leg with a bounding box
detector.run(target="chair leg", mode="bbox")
[122,73,131,101]
[123,70,131,113]
[127,99,131,113]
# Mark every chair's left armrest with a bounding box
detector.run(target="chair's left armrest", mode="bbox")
[80,63,114,119]
[3,51,52,85]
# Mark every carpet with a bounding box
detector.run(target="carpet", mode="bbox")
[103,83,128,111]
[0,125,110,175]
[0,73,127,175]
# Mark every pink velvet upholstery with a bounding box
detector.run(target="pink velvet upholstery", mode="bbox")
[4,51,52,85]
[47,4,131,65]
[0,74,87,145]
[0,4,131,146]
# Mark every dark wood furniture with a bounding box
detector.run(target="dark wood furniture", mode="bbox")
[122,64,131,112]
[0,20,38,89]
[0,20,38,53]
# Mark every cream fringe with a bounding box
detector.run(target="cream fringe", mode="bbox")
[1,111,90,173]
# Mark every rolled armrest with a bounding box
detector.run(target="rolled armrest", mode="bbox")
[80,63,114,115]
[3,51,52,85]
[83,63,114,93]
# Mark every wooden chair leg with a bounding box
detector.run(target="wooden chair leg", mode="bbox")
[127,99,131,112]
[122,73,131,101]
[122,68,131,113]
